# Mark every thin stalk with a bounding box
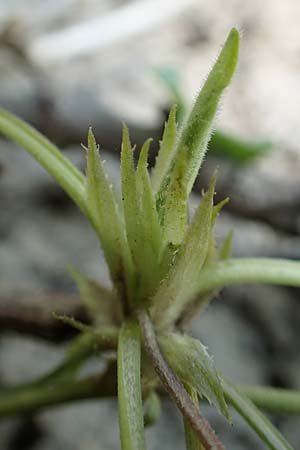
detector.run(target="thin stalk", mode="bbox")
[1,373,300,421]
[138,310,225,450]
[0,367,116,419]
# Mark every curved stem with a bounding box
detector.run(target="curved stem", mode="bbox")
[0,367,117,419]
[195,258,300,294]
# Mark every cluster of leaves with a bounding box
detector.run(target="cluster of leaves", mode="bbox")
[1,27,300,450]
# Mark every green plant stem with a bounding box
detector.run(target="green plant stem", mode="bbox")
[1,372,300,422]
[0,367,117,419]
[195,258,300,295]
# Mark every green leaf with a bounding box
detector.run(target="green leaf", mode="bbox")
[0,108,86,214]
[152,174,216,329]
[156,28,239,243]
[135,139,162,300]
[86,128,134,307]
[118,320,145,450]
[193,258,300,296]
[136,139,161,257]
[218,231,233,261]
[223,381,293,450]
[121,125,141,261]
[205,197,230,266]
[151,105,177,193]
[136,139,151,193]
[174,28,239,194]
[210,129,273,164]
[68,266,120,325]
[159,333,230,421]
[160,163,189,246]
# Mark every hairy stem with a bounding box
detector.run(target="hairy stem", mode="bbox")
[138,310,225,450]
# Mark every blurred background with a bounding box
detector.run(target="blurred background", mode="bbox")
[0,0,300,449]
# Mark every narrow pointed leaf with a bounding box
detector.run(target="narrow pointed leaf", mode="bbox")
[86,129,134,307]
[223,381,293,450]
[210,129,272,164]
[159,333,230,420]
[205,197,230,265]
[121,125,141,261]
[212,198,230,225]
[0,108,86,213]
[156,28,239,242]
[194,258,300,296]
[152,105,177,193]
[174,28,239,195]
[160,166,188,245]
[135,140,162,300]
[218,231,233,261]
[136,139,152,194]
[136,139,161,257]
[118,320,145,450]
[68,266,119,325]
[152,175,216,328]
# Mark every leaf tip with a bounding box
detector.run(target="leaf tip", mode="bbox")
[122,123,131,148]
[88,126,96,148]
[219,27,240,87]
